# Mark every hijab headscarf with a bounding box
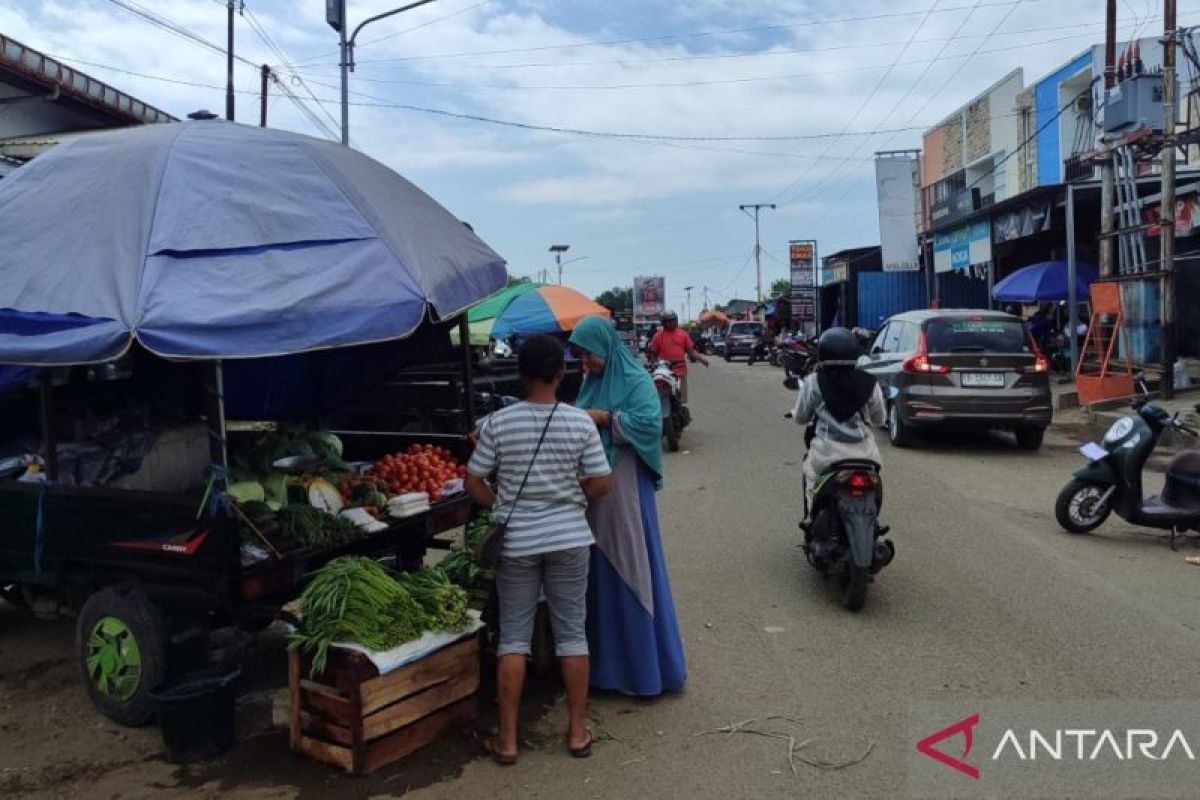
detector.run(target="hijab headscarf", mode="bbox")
[570,316,664,485]
[816,363,878,423]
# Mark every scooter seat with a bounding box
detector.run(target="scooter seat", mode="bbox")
[1164,451,1200,510]
[1142,495,1200,516]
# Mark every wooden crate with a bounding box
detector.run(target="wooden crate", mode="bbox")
[289,634,480,776]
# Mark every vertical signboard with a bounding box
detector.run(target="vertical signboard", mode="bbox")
[875,153,921,272]
[633,275,665,323]
[789,241,817,336]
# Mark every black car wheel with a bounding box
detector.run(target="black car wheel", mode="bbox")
[1015,426,1045,450]
[1054,479,1112,534]
[887,403,916,448]
[724,352,732,363]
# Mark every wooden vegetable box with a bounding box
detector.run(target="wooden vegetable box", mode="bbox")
[289,633,480,775]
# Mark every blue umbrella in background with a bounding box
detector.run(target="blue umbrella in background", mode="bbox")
[992,261,1098,304]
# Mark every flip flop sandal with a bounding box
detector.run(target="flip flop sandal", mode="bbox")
[567,729,594,759]
[478,734,518,766]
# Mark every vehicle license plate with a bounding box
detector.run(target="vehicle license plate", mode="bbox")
[1080,442,1108,461]
[961,372,1004,388]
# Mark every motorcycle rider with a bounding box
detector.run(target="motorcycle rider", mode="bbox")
[791,328,886,514]
[649,311,709,402]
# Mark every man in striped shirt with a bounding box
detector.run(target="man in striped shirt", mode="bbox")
[466,334,612,764]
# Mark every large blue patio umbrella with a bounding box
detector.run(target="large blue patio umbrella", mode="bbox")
[991,260,1098,304]
[0,120,507,365]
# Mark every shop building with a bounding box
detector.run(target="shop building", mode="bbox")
[818,246,882,329]
[0,33,174,173]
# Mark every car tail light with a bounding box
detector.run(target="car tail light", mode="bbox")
[902,331,950,374]
[1022,334,1050,373]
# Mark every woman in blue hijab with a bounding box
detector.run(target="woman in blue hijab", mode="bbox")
[569,316,686,696]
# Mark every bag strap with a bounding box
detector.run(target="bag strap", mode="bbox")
[502,402,559,526]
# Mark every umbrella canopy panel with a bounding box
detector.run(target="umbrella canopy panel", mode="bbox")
[991,261,1098,303]
[453,282,543,346]
[491,286,611,340]
[0,121,507,365]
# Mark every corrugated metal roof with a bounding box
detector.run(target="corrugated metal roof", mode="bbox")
[0,33,176,126]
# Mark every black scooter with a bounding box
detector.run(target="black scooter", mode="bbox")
[784,414,895,610]
[1056,398,1200,548]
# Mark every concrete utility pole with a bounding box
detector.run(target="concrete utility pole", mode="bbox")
[1099,0,1117,278]
[225,0,236,121]
[702,286,710,312]
[1160,0,1178,398]
[739,203,776,304]
[683,285,694,323]
[260,64,270,127]
[330,0,439,147]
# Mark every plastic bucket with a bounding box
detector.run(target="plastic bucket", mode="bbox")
[150,666,241,764]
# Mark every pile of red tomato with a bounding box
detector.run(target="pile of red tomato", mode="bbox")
[366,444,467,502]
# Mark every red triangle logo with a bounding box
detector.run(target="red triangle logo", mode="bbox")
[916,713,981,779]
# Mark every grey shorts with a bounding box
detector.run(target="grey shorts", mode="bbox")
[497,546,590,658]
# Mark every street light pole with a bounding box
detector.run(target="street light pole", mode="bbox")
[684,285,694,323]
[225,0,235,121]
[740,203,775,305]
[549,244,570,285]
[330,0,439,147]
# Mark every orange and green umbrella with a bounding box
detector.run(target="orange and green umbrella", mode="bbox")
[491,285,612,340]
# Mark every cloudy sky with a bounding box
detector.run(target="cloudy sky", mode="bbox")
[1,0,1179,312]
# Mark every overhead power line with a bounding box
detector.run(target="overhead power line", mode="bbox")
[285,0,1032,67]
[766,0,944,206]
[102,0,336,140]
[239,3,340,139]
[290,18,1121,72]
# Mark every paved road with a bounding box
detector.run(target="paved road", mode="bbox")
[408,360,1200,800]
[5,360,1200,799]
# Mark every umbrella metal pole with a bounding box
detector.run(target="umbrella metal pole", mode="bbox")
[1067,183,1079,372]
[458,315,476,434]
[37,379,58,482]
[204,361,230,482]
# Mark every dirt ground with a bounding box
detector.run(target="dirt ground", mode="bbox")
[4,365,1198,799]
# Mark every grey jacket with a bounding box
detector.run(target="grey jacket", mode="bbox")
[791,373,886,476]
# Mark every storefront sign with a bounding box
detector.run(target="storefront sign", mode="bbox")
[930,188,980,230]
[633,275,665,322]
[875,154,921,271]
[933,220,992,273]
[1143,193,1199,238]
[993,200,1052,243]
[789,240,817,332]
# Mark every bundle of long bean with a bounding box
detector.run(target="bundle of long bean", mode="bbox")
[399,568,470,632]
[290,558,472,676]
[290,557,425,675]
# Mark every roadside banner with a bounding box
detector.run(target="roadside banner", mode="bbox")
[633,275,665,323]
[875,153,921,271]
[789,241,817,335]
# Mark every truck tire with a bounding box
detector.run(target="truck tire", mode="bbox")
[76,586,168,727]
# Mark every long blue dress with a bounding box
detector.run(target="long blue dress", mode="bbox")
[585,428,686,696]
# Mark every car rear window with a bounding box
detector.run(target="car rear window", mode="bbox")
[730,323,763,336]
[924,317,1028,353]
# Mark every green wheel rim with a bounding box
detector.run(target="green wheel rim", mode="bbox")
[86,615,143,701]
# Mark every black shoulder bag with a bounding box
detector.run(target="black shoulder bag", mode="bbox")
[474,402,559,569]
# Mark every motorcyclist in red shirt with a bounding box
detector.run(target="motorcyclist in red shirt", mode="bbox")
[649,311,709,402]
